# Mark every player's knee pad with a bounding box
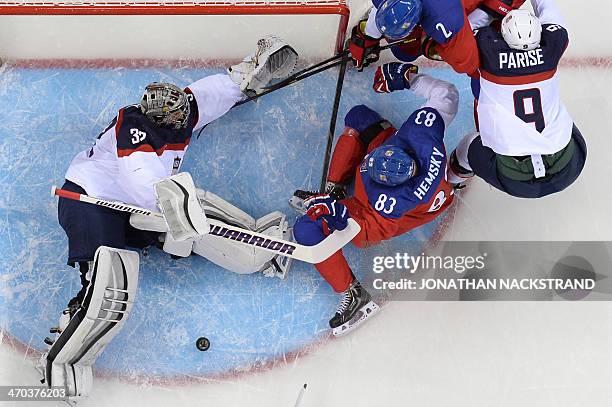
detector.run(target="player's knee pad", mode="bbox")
[130,212,167,232]
[344,105,384,133]
[293,215,326,246]
[344,105,394,148]
[161,233,194,258]
[42,246,139,400]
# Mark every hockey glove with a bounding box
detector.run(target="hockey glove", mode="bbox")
[421,36,443,61]
[373,63,418,93]
[304,194,349,231]
[349,20,381,71]
[479,0,526,18]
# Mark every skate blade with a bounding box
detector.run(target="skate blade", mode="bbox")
[288,195,307,215]
[332,300,380,337]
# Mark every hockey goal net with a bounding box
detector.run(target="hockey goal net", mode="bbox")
[0,0,351,64]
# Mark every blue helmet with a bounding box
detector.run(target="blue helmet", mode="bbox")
[367,145,417,186]
[375,0,423,40]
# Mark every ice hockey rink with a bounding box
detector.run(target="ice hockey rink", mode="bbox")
[1,0,612,406]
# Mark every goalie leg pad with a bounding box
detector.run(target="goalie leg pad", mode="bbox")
[228,35,298,94]
[155,172,209,241]
[43,246,139,400]
[131,188,257,234]
[162,233,194,258]
[192,221,262,274]
[197,189,256,230]
[129,212,167,232]
[192,212,293,278]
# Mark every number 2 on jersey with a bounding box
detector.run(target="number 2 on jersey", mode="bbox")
[513,89,545,132]
[436,23,453,39]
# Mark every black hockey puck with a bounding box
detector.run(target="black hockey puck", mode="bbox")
[196,337,210,351]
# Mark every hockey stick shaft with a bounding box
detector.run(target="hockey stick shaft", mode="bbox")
[51,186,360,264]
[52,185,164,219]
[317,37,419,191]
[319,53,348,191]
[235,58,344,107]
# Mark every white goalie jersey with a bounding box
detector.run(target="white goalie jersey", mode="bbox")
[65,74,245,211]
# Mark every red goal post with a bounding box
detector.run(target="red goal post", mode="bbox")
[0,1,350,57]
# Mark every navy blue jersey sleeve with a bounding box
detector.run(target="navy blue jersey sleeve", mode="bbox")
[183,88,200,129]
[540,23,569,65]
[420,0,465,45]
[371,0,383,9]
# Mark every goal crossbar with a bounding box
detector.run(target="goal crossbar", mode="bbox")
[0,1,350,53]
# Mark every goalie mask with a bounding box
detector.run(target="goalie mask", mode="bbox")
[140,83,190,129]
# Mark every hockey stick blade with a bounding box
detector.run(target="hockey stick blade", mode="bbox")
[207,218,360,264]
[52,186,360,263]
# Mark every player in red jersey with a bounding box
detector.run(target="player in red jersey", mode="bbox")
[348,0,525,77]
[290,66,459,335]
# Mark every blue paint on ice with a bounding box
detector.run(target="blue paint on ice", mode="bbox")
[0,64,473,377]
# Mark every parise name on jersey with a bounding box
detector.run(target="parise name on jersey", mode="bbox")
[499,48,544,70]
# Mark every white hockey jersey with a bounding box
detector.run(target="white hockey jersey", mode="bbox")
[65,74,244,211]
[474,0,572,157]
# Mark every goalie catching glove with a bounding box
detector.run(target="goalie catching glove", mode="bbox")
[228,35,298,95]
[373,63,418,93]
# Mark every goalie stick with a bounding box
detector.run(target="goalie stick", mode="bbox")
[51,186,360,264]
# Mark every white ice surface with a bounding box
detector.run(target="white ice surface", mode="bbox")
[2,0,612,405]
[3,302,612,407]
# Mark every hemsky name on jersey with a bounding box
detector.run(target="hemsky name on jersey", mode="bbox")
[414,147,444,200]
[499,48,545,70]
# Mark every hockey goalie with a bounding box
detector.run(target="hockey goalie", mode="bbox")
[39,36,298,401]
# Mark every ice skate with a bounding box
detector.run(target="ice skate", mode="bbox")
[289,182,347,214]
[330,280,380,336]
